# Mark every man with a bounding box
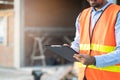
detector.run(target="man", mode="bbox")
[71,0,120,80]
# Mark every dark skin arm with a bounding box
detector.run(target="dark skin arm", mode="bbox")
[73,54,96,65]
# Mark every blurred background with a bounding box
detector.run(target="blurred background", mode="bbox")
[0,0,119,80]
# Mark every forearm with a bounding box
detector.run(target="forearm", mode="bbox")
[95,50,120,67]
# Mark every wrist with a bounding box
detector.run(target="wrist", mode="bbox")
[91,56,96,65]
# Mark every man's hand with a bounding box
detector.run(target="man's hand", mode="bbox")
[73,54,96,65]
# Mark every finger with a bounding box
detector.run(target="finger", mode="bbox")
[73,54,80,57]
[73,54,83,61]
[73,55,82,61]
[74,54,83,58]
[63,44,69,46]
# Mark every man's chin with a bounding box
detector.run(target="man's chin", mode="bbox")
[90,3,97,7]
[90,4,99,8]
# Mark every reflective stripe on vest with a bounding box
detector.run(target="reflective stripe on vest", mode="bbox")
[88,65,120,72]
[78,61,120,72]
[80,44,115,52]
[79,44,119,72]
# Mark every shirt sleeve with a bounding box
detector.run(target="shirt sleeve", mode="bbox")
[71,14,80,52]
[95,12,120,67]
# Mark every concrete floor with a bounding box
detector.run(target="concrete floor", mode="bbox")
[0,64,76,80]
[0,67,33,80]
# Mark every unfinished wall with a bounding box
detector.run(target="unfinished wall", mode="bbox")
[25,0,89,27]
[24,0,90,66]
[0,10,14,67]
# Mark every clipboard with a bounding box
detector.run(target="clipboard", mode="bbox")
[45,45,78,62]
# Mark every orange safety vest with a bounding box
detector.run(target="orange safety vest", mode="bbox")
[79,4,120,80]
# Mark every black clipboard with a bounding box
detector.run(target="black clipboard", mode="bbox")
[45,45,78,62]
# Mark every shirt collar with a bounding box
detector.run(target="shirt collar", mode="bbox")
[91,2,112,12]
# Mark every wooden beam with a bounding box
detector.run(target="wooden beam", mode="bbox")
[14,0,25,68]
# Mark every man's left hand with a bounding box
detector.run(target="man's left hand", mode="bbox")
[73,54,96,65]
